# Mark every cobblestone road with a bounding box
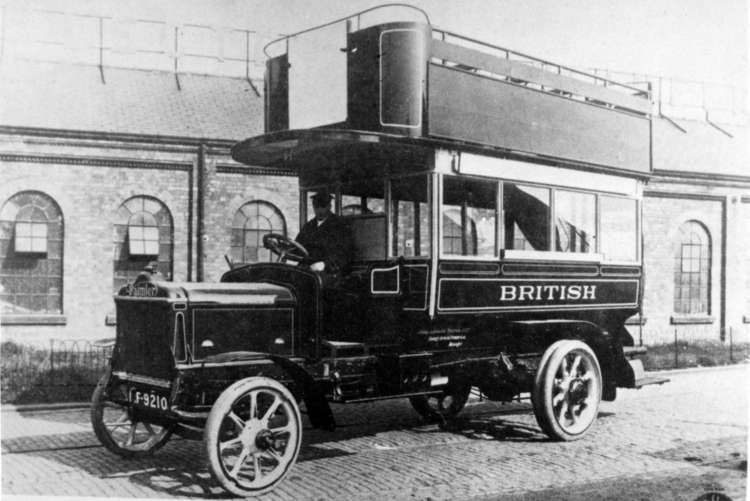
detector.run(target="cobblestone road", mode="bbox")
[2,365,747,500]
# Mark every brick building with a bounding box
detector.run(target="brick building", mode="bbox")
[0,5,747,346]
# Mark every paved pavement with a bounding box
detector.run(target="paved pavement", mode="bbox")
[1,365,747,500]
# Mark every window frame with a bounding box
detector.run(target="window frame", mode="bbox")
[553,187,598,255]
[672,220,711,317]
[0,191,64,319]
[127,213,160,257]
[231,200,287,265]
[597,193,641,264]
[113,196,174,295]
[502,180,553,255]
[14,220,49,254]
[439,174,499,259]
[437,172,641,264]
[387,171,432,260]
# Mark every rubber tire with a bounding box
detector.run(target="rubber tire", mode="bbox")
[90,373,172,458]
[409,383,472,422]
[532,340,602,441]
[204,377,302,497]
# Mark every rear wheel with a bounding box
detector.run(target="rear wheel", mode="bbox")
[409,383,472,422]
[205,377,302,497]
[90,374,172,458]
[532,340,602,441]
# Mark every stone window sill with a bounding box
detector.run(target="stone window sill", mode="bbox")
[1,314,67,326]
[670,315,715,325]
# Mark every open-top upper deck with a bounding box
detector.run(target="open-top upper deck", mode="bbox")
[232,4,652,177]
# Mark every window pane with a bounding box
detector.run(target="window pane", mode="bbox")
[2,193,63,314]
[143,226,159,242]
[31,237,47,253]
[554,190,596,253]
[143,240,159,255]
[673,221,710,315]
[504,183,550,251]
[442,177,497,257]
[339,179,386,261]
[128,225,158,256]
[231,201,286,265]
[128,238,141,255]
[16,222,32,237]
[341,179,385,216]
[32,223,48,239]
[600,196,637,262]
[391,175,430,258]
[15,237,31,252]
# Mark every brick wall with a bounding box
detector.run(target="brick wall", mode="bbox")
[0,153,190,344]
[0,136,299,346]
[201,157,298,282]
[640,193,723,344]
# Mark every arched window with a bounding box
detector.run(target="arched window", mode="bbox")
[0,191,64,315]
[231,201,286,264]
[113,196,173,292]
[674,221,711,315]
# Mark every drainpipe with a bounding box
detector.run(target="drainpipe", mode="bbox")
[720,196,727,339]
[196,143,206,281]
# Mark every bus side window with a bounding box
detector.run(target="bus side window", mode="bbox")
[600,196,637,262]
[442,177,497,257]
[554,189,596,253]
[391,175,430,258]
[503,183,551,251]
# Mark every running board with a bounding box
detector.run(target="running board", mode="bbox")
[634,376,670,388]
[628,358,670,388]
[623,346,647,358]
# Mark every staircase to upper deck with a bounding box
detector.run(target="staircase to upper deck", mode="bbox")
[247,5,652,176]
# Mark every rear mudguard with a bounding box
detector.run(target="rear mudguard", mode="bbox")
[514,320,633,401]
[268,355,336,431]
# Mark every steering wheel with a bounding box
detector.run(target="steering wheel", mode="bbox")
[262,233,309,263]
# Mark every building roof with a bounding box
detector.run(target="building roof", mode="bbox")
[653,117,748,178]
[0,60,264,140]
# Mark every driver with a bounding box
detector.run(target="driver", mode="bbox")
[296,191,353,282]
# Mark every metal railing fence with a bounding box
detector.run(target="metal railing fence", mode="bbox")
[1,338,113,404]
[629,323,750,370]
[1,327,747,404]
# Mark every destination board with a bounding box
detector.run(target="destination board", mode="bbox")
[437,278,639,312]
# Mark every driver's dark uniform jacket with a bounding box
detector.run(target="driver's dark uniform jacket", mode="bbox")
[296,214,353,279]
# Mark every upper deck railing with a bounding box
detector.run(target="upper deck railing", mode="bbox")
[432,29,651,111]
[263,3,431,58]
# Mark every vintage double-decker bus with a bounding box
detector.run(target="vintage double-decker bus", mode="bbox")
[92,5,666,496]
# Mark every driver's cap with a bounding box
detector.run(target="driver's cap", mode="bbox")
[311,191,333,207]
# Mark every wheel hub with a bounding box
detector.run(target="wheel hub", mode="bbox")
[254,429,274,451]
[240,420,265,450]
[568,379,588,405]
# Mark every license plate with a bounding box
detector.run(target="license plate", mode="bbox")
[129,388,169,411]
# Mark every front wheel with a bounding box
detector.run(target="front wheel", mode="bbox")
[90,374,172,458]
[205,377,302,497]
[532,340,602,441]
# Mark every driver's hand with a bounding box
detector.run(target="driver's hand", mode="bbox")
[309,261,325,272]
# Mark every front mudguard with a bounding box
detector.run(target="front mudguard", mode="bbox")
[268,355,336,431]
